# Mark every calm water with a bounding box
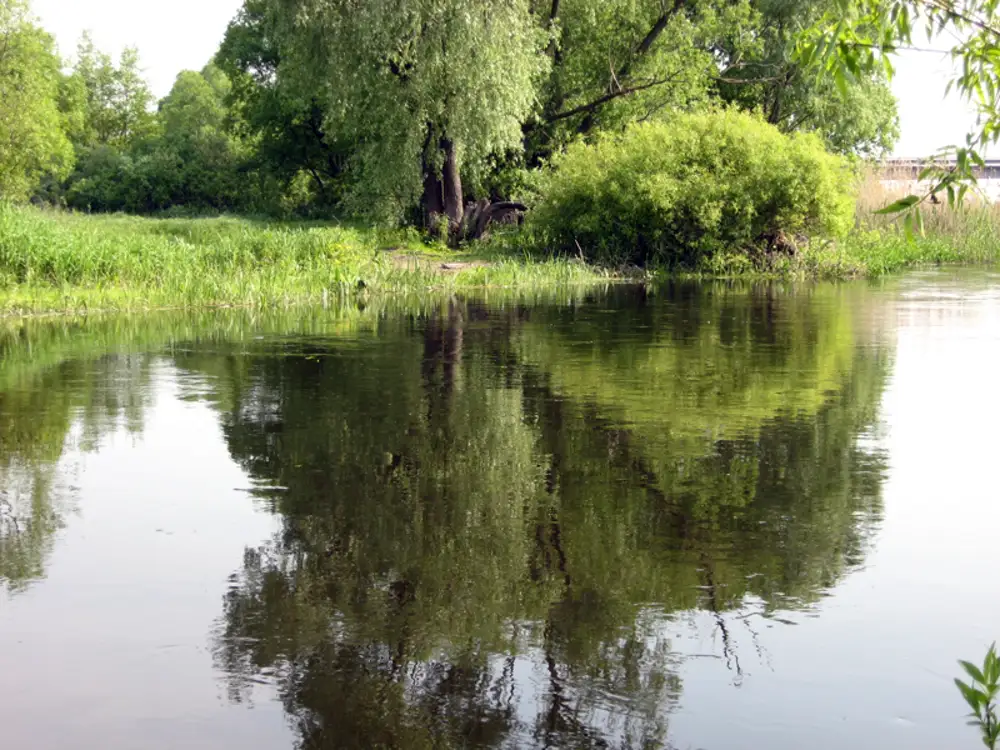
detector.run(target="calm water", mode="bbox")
[1,271,999,750]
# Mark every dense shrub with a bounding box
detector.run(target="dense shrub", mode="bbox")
[529,110,856,266]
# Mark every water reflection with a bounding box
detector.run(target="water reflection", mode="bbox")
[185,285,889,748]
[0,319,154,591]
[0,283,891,748]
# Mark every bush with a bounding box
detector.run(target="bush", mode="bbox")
[528,110,856,267]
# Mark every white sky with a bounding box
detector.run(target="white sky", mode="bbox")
[890,47,980,156]
[31,0,980,157]
[33,0,243,99]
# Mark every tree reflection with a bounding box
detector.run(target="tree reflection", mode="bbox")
[0,316,181,592]
[0,286,893,743]
[0,342,153,593]
[206,284,890,749]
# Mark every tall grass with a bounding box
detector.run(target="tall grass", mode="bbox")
[844,165,1000,276]
[4,167,998,315]
[0,206,607,315]
[695,167,1000,279]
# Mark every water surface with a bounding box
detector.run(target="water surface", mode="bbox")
[1,271,998,749]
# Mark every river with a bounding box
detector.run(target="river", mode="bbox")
[1,269,998,749]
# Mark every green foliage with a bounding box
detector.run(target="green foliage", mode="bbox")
[7,0,992,269]
[956,644,1000,749]
[796,0,1000,211]
[533,0,753,141]
[141,65,250,211]
[68,32,155,150]
[529,110,856,267]
[806,72,899,158]
[208,0,894,223]
[3,0,906,231]
[26,30,264,215]
[63,65,252,213]
[715,0,899,159]
[0,0,74,200]
[216,0,348,213]
[60,145,143,212]
[269,0,549,223]
[0,206,604,313]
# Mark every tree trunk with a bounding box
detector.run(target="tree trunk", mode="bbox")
[421,133,464,243]
[441,137,464,231]
[422,151,445,230]
[547,0,562,60]
[768,86,783,125]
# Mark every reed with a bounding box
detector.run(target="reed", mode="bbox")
[3,177,999,315]
[0,205,607,315]
[846,165,1000,275]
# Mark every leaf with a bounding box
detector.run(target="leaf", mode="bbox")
[986,644,1000,677]
[833,65,849,97]
[874,195,920,214]
[963,660,989,686]
[956,678,985,711]
[823,21,845,64]
[918,166,938,181]
[882,53,895,80]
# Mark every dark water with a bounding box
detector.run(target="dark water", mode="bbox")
[1,271,998,750]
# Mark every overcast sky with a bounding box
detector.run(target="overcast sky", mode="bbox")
[33,0,243,98]
[32,0,980,157]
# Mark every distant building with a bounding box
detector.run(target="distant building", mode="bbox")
[878,157,1000,202]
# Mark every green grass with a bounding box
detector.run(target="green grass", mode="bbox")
[0,205,609,315]
[675,220,1000,281]
[836,228,1000,277]
[839,175,1000,277]
[3,200,999,317]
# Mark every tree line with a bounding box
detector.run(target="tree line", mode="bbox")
[0,0,908,223]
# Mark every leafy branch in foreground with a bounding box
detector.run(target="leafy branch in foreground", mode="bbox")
[956,643,1000,749]
[797,0,1000,222]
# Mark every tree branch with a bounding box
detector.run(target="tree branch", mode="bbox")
[545,75,681,124]
[575,0,687,134]
[715,74,787,84]
[917,0,1000,38]
[618,0,686,83]
[546,0,562,60]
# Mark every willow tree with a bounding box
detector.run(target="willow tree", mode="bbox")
[270,0,548,229]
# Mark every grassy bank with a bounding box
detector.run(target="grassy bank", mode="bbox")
[689,170,1000,280]
[0,205,608,315]
[697,225,1000,280]
[2,185,1000,316]
[845,170,1000,276]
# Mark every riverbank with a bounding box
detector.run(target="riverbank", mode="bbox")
[1,204,999,315]
[694,226,1000,280]
[0,206,610,315]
